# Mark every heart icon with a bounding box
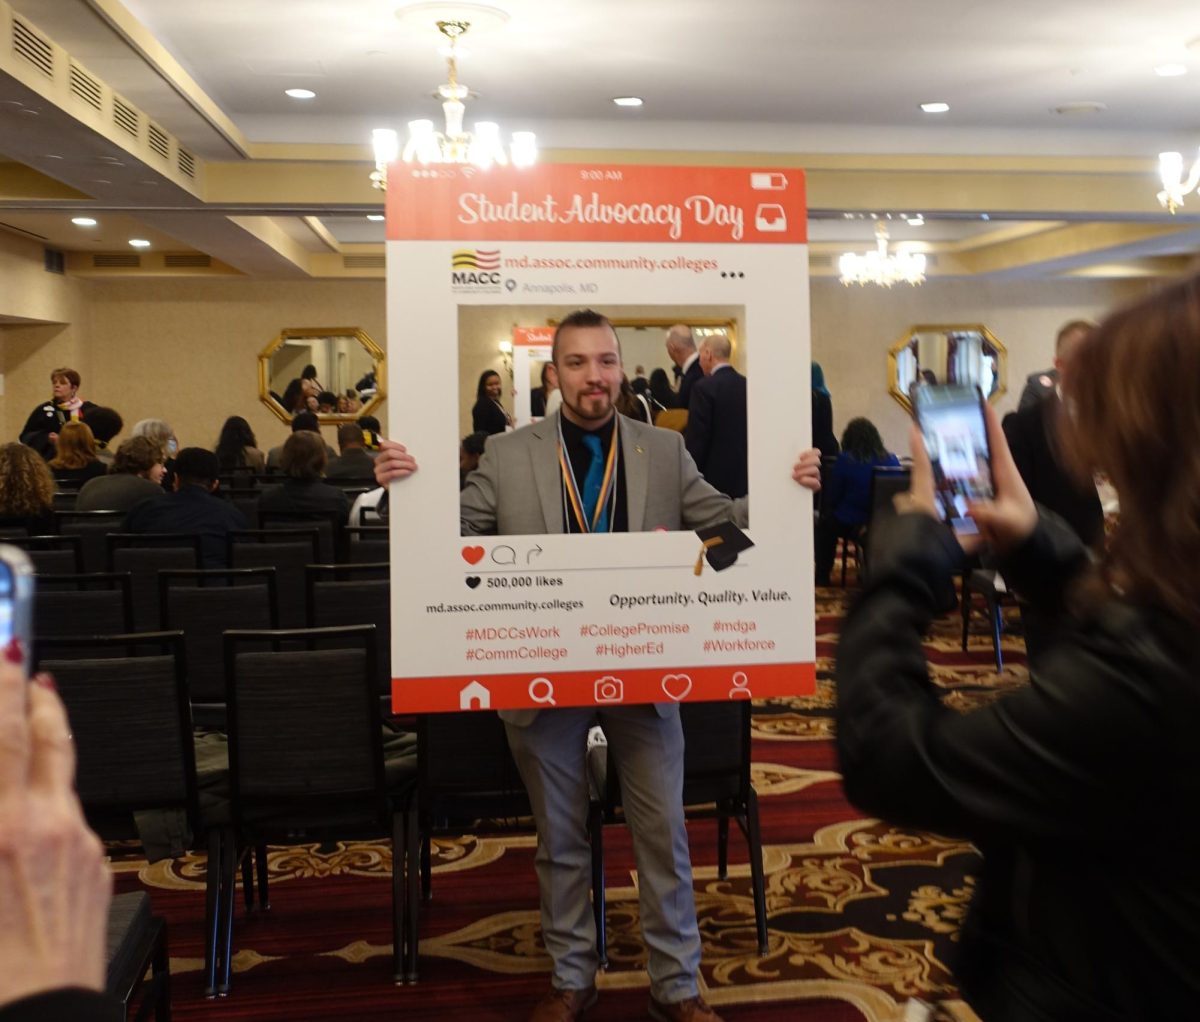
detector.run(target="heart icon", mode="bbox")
[461,546,485,565]
[465,576,481,589]
[660,673,693,702]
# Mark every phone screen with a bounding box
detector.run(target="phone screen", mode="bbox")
[0,546,34,673]
[912,385,994,535]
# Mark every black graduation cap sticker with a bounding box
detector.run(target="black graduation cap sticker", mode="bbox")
[694,521,754,575]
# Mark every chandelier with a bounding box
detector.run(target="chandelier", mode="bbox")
[370,19,536,190]
[838,221,926,287]
[1157,149,1200,213]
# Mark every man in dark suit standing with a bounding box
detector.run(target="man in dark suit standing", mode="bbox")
[1002,319,1103,665]
[664,324,702,409]
[685,333,748,499]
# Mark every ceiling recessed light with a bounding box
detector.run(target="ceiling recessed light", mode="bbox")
[920,102,949,114]
[366,214,385,221]
[128,239,151,248]
[980,213,991,221]
[1155,63,1187,77]
[285,88,316,100]
[71,217,98,227]
[906,215,925,226]
[613,97,643,107]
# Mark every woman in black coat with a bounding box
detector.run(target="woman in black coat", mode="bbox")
[835,276,1200,1021]
[471,370,512,436]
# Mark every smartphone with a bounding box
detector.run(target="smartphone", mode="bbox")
[910,384,994,535]
[0,545,34,675]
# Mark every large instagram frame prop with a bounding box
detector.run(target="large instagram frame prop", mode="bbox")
[386,163,815,712]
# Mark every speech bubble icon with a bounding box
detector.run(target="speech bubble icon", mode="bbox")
[491,545,517,566]
[505,278,517,292]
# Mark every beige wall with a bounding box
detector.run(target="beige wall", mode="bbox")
[0,232,90,440]
[810,276,1152,454]
[81,277,387,453]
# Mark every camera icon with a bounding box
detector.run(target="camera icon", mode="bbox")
[594,675,624,704]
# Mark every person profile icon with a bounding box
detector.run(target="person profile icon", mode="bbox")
[728,671,752,700]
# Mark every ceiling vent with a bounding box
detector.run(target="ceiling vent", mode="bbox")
[11,16,52,77]
[92,253,141,268]
[343,254,386,269]
[68,61,102,111]
[44,248,64,274]
[112,95,139,137]
[147,123,170,161]
[164,252,210,268]
[177,148,196,178]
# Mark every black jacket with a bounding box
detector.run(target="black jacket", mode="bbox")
[836,511,1200,1021]
[20,400,99,458]
[0,988,120,1021]
[123,485,248,568]
[811,390,838,458]
[673,357,704,410]
[684,367,748,498]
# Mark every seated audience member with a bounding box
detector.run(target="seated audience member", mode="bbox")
[326,423,377,480]
[337,391,362,414]
[349,486,386,526]
[459,431,488,490]
[124,447,246,568]
[355,368,377,396]
[0,442,55,533]
[258,431,351,525]
[131,418,178,491]
[18,366,97,459]
[616,374,652,423]
[356,415,382,455]
[648,367,675,416]
[834,275,1200,1022]
[84,406,123,467]
[265,412,336,471]
[316,390,339,414]
[47,421,107,488]
[215,415,266,473]
[0,655,118,1021]
[814,417,900,585]
[76,436,166,513]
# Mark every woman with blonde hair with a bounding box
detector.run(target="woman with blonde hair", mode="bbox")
[47,421,106,488]
[835,273,1200,1020]
[0,442,56,533]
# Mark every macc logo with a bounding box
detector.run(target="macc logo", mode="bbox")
[451,248,502,288]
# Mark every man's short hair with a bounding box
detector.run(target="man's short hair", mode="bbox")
[291,411,321,432]
[317,390,339,407]
[50,367,81,388]
[85,406,123,443]
[700,333,732,361]
[551,309,618,364]
[174,447,220,486]
[1056,319,1096,353]
[666,324,696,352]
[280,430,327,480]
[357,415,381,433]
[462,431,489,457]
[337,423,364,450]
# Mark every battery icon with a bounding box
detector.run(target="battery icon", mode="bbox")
[750,172,787,190]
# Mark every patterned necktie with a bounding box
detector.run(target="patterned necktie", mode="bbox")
[580,432,609,532]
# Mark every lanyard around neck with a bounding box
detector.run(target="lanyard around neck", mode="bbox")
[557,418,619,533]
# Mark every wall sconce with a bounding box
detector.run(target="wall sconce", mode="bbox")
[498,338,513,376]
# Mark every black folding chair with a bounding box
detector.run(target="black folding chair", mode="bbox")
[221,626,413,992]
[107,533,202,632]
[159,568,278,728]
[55,509,126,573]
[306,563,391,699]
[6,533,84,574]
[34,631,228,1000]
[258,508,344,563]
[345,526,390,564]
[33,572,134,649]
[228,529,320,629]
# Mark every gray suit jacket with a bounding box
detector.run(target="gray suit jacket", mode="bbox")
[461,411,748,726]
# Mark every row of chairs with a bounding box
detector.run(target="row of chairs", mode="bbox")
[38,624,766,997]
[815,459,912,586]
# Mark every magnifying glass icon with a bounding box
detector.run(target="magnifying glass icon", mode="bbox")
[529,677,556,705]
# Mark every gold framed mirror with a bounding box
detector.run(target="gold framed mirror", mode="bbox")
[888,323,1007,414]
[259,327,386,425]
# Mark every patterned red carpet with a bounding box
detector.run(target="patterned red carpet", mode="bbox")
[112,578,1026,1021]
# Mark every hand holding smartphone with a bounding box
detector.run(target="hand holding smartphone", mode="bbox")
[0,545,34,675]
[910,385,995,535]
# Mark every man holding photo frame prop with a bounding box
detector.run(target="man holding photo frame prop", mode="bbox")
[378,164,819,1021]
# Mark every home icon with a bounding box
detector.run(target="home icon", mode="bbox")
[459,680,491,710]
